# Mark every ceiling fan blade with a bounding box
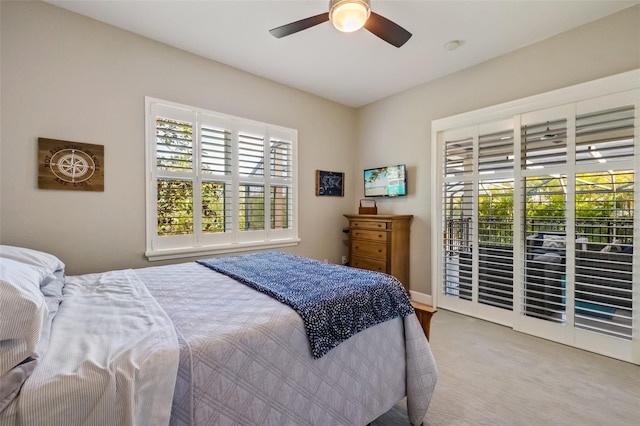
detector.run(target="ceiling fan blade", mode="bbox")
[269,13,330,38]
[364,11,412,48]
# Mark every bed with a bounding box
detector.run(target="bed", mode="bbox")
[0,246,437,426]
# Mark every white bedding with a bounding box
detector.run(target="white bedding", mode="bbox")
[0,269,179,426]
[136,262,437,426]
[1,258,437,426]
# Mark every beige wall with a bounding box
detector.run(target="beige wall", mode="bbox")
[0,1,356,274]
[1,1,638,294]
[355,6,640,296]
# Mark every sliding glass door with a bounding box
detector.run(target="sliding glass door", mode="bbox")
[442,121,516,326]
[434,78,639,364]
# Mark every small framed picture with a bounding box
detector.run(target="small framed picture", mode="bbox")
[315,170,344,197]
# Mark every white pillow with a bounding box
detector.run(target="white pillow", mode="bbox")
[0,245,64,274]
[0,258,49,377]
[542,234,566,249]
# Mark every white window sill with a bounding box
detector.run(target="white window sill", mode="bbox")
[146,239,301,262]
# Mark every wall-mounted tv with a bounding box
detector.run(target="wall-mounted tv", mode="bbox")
[363,164,407,197]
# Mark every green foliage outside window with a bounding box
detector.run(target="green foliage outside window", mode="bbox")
[158,180,193,235]
[158,180,227,235]
[478,181,514,246]
[470,172,634,246]
[202,182,227,233]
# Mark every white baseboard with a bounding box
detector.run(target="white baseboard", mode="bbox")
[409,291,433,306]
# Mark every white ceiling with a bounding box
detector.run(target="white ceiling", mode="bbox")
[46,0,639,108]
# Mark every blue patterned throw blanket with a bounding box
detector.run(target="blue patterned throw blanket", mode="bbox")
[197,252,414,359]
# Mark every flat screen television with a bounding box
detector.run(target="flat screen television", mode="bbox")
[363,164,407,197]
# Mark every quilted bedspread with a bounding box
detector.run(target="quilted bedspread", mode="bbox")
[197,252,415,359]
[136,261,437,426]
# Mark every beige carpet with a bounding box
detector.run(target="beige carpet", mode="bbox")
[373,309,640,426]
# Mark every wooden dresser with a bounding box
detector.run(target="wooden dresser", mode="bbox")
[344,214,413,291]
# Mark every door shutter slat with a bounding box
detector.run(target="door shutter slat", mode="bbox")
[477,179,514,310]
[444,181,473,300]
[445,137,474,177]
[574,169,634,340]
[522,119,567,169]
[479,130,514,173]
[523,175,567,323]
[576,105,635,165]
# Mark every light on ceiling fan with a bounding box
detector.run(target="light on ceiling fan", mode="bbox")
[329,0,371,33]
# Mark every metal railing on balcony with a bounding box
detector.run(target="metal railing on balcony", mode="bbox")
[446,216,633,255]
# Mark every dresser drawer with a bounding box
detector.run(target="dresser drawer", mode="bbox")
[351,241,387,259]
[350,228,388,242]
[351,256,387,273]
[344,214,412,292]
[350,220,388,230]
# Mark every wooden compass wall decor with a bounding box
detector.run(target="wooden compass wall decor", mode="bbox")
[38,138,104,191]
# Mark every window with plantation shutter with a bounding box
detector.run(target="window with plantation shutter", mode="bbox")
[201,125,231,175]
[238,133,265,177]
[239,185,265,231]
[201,124,232,234]
[270,138,293,231]
[155,116,195,236]
[146,97,298,260]
[156,117,193,173]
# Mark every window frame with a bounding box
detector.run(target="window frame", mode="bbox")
[145,97,299,261]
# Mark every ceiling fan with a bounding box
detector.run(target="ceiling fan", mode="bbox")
[269,0,412,48]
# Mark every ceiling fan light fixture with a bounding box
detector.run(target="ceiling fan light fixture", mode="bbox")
[329,0,371,33]
[269,0,410,48]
